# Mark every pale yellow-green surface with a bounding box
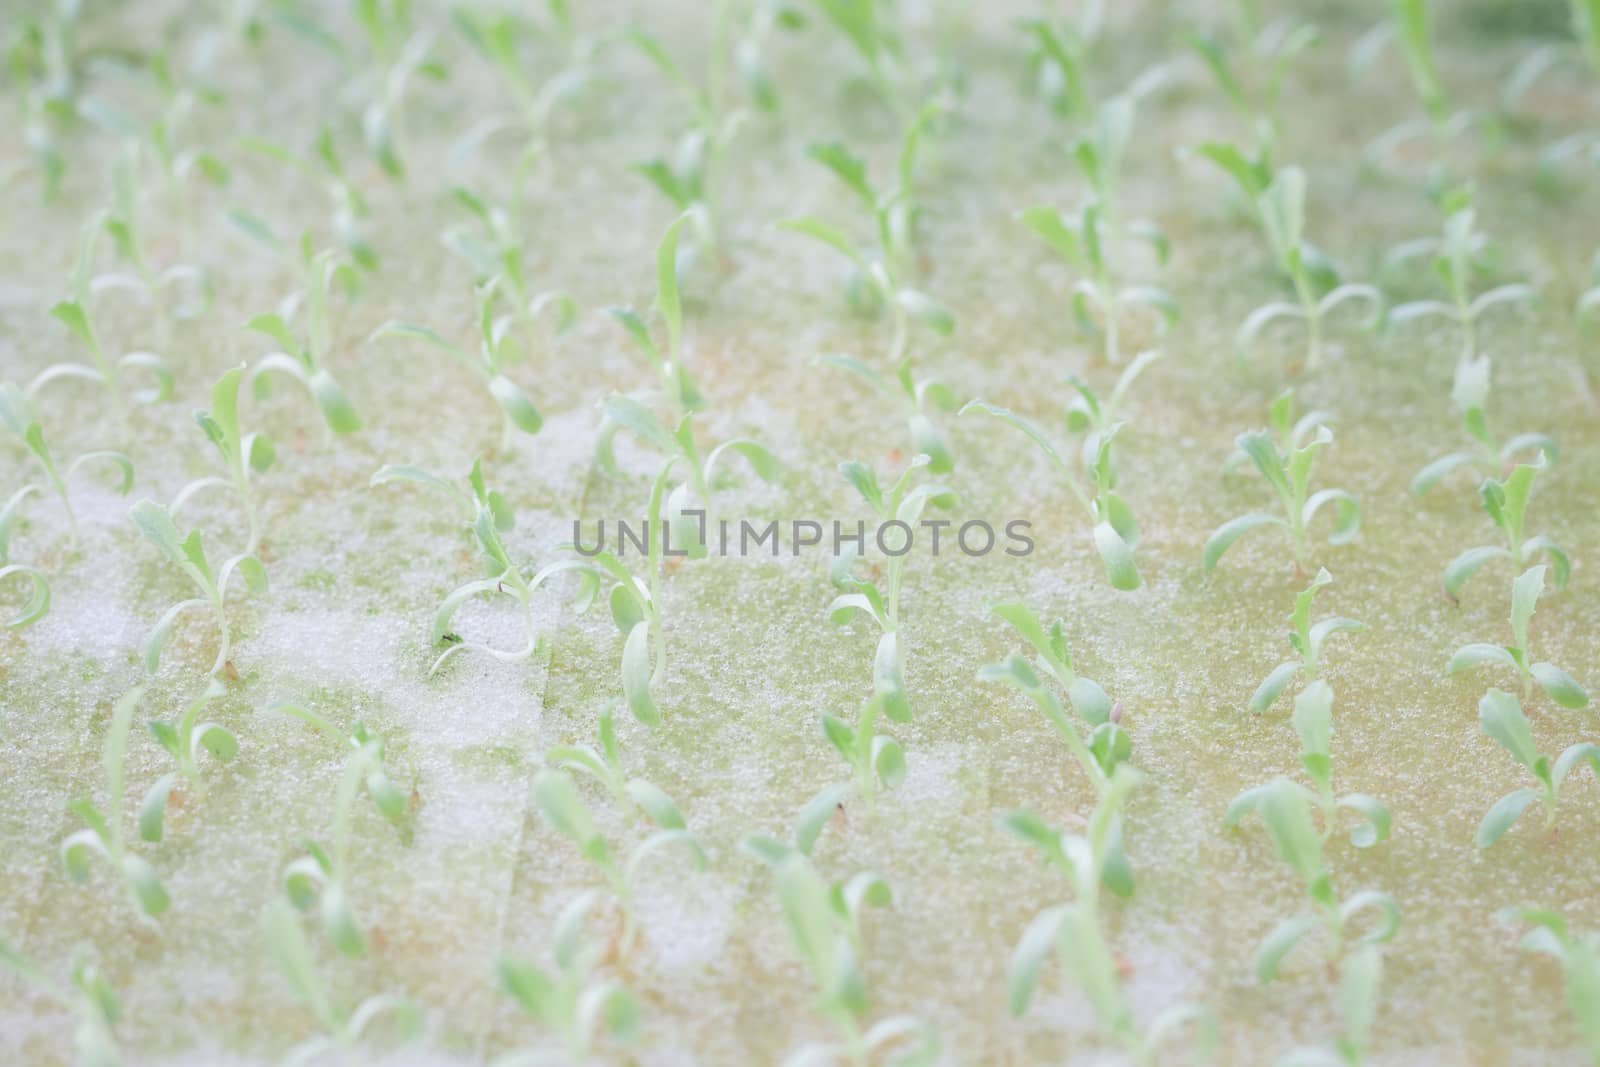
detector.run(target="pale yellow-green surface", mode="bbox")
[2,1,1599,1065]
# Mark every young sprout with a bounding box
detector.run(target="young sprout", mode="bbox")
[546,703,691,823]
[814,353,959,474]
[725,0,809,114]
[440,186,578,343]
[1473,689,1600,848]
[1226,683,1392,849]
[61,688,170,920]
[1274,945,1385,1067]
[139,53,231,197]
[604,212,706,430]
[1016,195,1176,366]
[808,0,917,116]
[1235,779,1401,982]
[494,892,641,1066]
[1447,565,1589,710]
[244,241,363,434]
[370,275,566,448]
[271,701,413,841]
[1186,16,1320,132]
[816,695,906,814]
[279,737,406,959]
[959,398,1140,590]
[351,0,448,179]
[739,839,939,1067]
[0,381,134,549]
[530,769,705,958]
[1061,349,1162,474]
[1019,15,1095,120]
[168,365,275,555]
[136,680,238,844]
[1411,353,1556,497]
[234,130,380,271]
[1349,0,1471,171]
[625,27,747,251]
[130,500,266,676]
[596,395,779,541]
[1248,570,1365,714]
[979,602,1133,811]
[96,148,213,321]
[412,464,598,676]
[1204,391,1359,576]
[1496,907,1600,1062]
[1385,191,1536,361]
[1234,167,1381,371]
[0,937,122,1067]
[449,4,597,173]
[1440,460,1569,601]
[262,898,422,1063]
[44,211,174,404]
[828,456,956,722]
[1004,766,1217,1064]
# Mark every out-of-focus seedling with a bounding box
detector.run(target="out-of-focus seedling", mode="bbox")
[61,688,170,921]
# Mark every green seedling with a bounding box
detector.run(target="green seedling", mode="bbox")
[1238,779,1401,982]
[1204,391,1359,575]
[130,499,266,676]
[351,0,447,179]
[1235,167,1381,370]
[1496,908,1600,1062]
[1227,683,1392,849]
[1473,689,1600,847]
[96,148,213,320]
[0,937,122,1067]
[1411,353,1556,497]
[814,353,958,474]
[828,456,956,721]
[140,53,230,195]
[548,703,701,824]
[169,365,275,555]
[531,769,705,957]
[785,99,946,312]
[1186,17,1320,130]
[1019,16,1095,119]
[420,464,598,675]
[1447,565,1588,709]
[1061,350,1162,475]
[740,840,938,1067]
[245,241,363,434]
[1440,459,1569,601]
[817,695,906,814]
[370,275,566,447]
[449,4,597,173]
[270,702,413,841]
[960,399,1141,590]
[137,680,238,844]
[725,0,809,114]
[808,0,916,116]
[235,130,379,271]
[262,898,422,1065]
[494,891,641,1066]
[440,187,578,344]
[2,5,86,200]
[1191,122,1277,224]
[61,688,170,921]
[980,602,1132,797]
[1016,197,1175,366]
[280,734,408,959]
[1248,570,1365,714]
[596,394,779,539]
[1005,766,1217,1064]
[1274,945,1385,1067]
[605,212,706,430]
[0,381,134,552]
[1348,0,1475,173]
[44,210,174,404]
[625,28,747,250]
[1386,192,1535,360]
[0,562,49,628]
